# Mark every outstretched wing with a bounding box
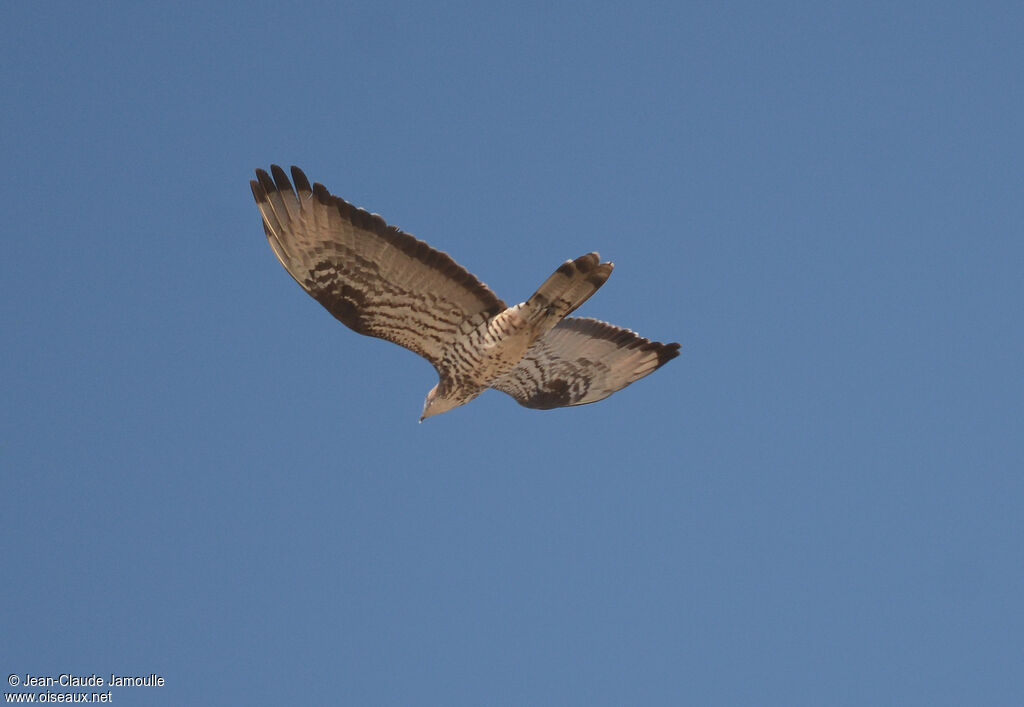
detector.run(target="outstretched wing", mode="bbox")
[252,166,506,368]
[490,317,680,409]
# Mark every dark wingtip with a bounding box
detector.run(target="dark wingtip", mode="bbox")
[270,164,293,194]
[255,168,275,194]
[655,342,682,368]
[290,166,311,194]
[312,182,332,204]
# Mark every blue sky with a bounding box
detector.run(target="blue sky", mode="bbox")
[3,2,1022,704]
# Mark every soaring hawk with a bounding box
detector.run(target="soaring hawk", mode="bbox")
[251,165,680,420]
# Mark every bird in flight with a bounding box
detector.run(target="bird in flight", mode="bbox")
[251,165,680,420]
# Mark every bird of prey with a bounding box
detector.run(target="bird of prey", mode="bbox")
[251,165,680,420]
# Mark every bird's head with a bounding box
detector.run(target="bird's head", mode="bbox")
[420,382,479,422]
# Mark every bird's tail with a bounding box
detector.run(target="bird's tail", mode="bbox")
[519,253,613,334]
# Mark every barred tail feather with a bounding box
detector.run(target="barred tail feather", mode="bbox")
[522,252,613,329]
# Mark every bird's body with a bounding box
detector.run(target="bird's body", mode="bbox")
[251,165,680,420]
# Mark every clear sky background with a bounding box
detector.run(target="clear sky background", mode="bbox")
[3,2,1022,705]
